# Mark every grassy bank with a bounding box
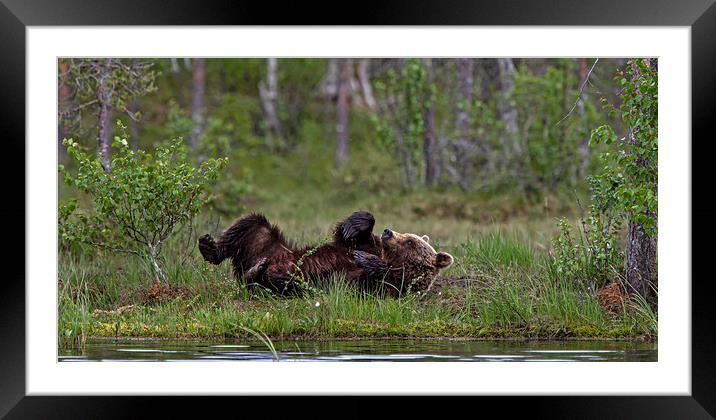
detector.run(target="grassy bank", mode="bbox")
[58,198,656,348]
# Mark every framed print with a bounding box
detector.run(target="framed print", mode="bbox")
[2,0,715,417]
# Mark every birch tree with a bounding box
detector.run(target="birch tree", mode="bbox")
[496,58,519,157]
[65,58,157,173]
[453,58,474,190]
[422,58,439,186]
[190,57,206,150]
[622,59,658,305]
[590,58,658,306]
[96,58,114,172]
[58,60,72,161]
[357,59,377,111]
[335,58,351,167]
[259,57,283,148]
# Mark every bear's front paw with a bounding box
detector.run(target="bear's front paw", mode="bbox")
[353,251,379,268]
[341,211,375,241]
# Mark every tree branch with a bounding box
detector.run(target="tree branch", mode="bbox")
[556,58,599,127]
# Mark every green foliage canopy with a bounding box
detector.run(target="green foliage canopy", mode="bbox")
[589,58,658,236]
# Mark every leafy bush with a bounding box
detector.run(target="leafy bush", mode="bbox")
[550,213,622,290]
[58,198,106,254]
[59,121,228,282]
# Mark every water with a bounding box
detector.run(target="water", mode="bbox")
[60,339,657,362]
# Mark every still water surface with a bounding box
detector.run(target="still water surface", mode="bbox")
[60,339,657,362]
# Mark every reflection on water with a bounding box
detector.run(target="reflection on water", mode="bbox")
[59,339,657,362]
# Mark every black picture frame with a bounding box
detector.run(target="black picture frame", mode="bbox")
[2,0,714,417]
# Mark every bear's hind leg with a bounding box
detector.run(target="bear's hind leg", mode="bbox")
[198,234,223,264]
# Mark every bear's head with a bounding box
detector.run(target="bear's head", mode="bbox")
[380,228,454,292]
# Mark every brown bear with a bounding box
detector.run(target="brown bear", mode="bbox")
[198,211,454,296]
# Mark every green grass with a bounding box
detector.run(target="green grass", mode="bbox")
[58,214,657,348]
[58,140,657,348]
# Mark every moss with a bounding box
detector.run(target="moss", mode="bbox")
[603,327,633,338]
[76,318,651,341]
[567,325,604,338]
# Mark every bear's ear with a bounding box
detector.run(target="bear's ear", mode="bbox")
[435,252,454,269]
[422,235,430,243]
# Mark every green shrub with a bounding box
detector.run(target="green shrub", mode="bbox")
[59,121,228,282]
[550,211,622,290]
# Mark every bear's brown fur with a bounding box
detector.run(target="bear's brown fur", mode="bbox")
[198,211,454,296]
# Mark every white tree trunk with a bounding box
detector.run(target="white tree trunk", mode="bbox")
[356,59,377,111]
[335,58,351,167]
[259,57,283,148]
[97,58,113,173]
[320,59,339,100]
[453,58,474,190]
[497,58,519,155]
[423,58,439,186]
[190,58,205,150]
[58,61,71,161]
